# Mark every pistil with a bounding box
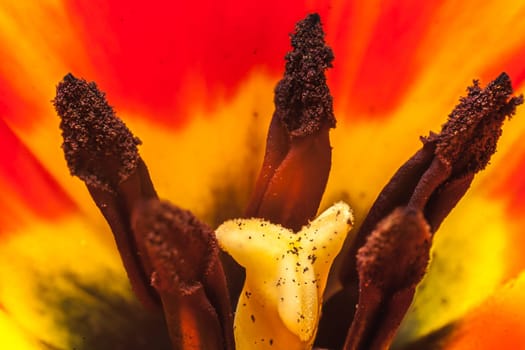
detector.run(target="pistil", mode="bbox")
[217,202,353,349]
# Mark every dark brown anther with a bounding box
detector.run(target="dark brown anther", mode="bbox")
[245,13,335,232]
[132,199,234,350]
[53,73,159,309]
[343,208,431,350]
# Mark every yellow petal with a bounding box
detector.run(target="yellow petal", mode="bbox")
[0,215,171,349]
[446,271,525,349]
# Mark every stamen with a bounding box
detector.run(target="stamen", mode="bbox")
[330,73,522,349]
[132,199,234,350]
[245,13,335,232]
[54,73,159,308]
[340,73,523,285]
[344,208,431,350]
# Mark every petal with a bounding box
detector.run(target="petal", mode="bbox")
[444,271,525,349]
[0,0,320,222]
[0,106,171,348]
[0,216,172,350]
[319,3,525,344]
[0,119,76,234]
[395,271,525,349]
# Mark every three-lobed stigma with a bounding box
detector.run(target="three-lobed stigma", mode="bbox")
[216,202,353,350]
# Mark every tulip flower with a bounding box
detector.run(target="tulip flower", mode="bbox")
[2,1,525,350]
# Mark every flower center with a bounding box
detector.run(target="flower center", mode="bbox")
[53,12,523,350]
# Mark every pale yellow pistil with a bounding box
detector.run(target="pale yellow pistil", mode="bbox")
[216,202,353,349]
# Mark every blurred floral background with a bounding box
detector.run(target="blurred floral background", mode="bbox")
[1,0,525,349]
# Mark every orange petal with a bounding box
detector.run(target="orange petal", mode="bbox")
[445,271,525,349]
